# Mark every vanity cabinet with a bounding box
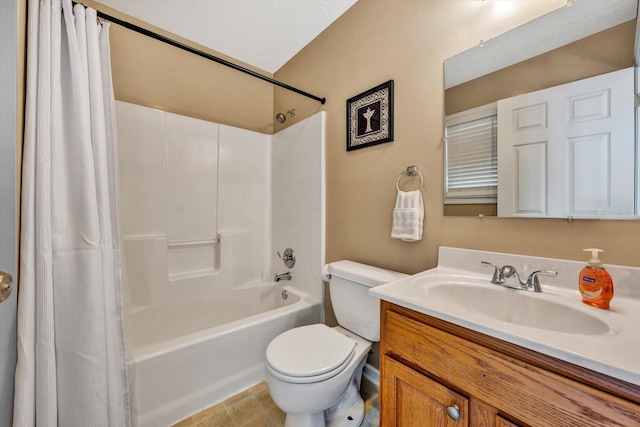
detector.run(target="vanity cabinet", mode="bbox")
[380,301,640,427]
[383,356,469,426]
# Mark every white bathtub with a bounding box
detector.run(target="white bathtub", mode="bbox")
[131,284,321,427]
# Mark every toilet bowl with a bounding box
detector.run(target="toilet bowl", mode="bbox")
[265,261,407,427]
[266,325,371,427]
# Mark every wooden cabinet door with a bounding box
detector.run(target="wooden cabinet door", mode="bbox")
[468,399,523,427]
[495,415,523,427]
[381,355,469,427]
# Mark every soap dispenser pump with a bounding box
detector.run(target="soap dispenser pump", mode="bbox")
[579,248,613,309]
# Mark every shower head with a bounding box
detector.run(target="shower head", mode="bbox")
[275,109,295,123]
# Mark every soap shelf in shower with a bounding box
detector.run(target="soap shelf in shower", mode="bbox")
[168,238,220,281]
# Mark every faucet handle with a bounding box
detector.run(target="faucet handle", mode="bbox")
[525,270,558,292]
[277,248,296,268]
[500,265,518,279]
[481,261,503,284]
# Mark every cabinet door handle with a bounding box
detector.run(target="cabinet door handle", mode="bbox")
[446,404,460,421]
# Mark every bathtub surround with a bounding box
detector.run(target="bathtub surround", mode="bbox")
[116,102,325,425]
[14,1,130,425]
[271,113,326,304]
[116,102,269,349]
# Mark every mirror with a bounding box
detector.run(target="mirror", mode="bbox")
[444,0,638,218]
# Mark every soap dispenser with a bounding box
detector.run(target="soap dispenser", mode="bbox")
[579,248,613,309]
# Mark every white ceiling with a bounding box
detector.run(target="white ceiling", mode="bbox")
[94,0,358,74]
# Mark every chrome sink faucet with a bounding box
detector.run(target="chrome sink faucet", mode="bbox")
[481,261,557,293]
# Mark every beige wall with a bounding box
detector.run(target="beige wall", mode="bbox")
[275,0,640,274]
[83,0,275,134]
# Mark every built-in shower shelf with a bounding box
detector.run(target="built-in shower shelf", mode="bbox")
[168,268,220,281]
[168,238,220,281]
[167,238,220,247]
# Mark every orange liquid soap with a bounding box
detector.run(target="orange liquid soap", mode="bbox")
[578,248,613,310]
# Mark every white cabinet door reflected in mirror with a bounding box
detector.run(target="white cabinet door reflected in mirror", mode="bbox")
[497,67,635,219]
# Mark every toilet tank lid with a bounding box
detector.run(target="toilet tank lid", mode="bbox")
[327,260,408,288]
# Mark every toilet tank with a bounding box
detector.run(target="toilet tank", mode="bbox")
[327,261,407,342]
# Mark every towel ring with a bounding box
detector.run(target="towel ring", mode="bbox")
[396,165,424,192]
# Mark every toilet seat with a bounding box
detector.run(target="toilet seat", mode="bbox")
[266,324,356,384]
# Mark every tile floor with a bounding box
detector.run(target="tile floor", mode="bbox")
[173,379,380,427]
[172,382,284,427]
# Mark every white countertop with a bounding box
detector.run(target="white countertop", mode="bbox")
[370,246,640,387]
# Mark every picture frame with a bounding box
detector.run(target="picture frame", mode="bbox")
[346,80,394,151]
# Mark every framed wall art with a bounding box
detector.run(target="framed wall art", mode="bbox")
[346,80,394,151]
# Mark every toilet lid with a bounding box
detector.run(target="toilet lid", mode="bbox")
[266,324,356,378]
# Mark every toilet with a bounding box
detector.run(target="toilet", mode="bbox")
[265,260,407,427]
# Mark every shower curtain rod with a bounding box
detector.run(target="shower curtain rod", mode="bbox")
[72,2,327,105]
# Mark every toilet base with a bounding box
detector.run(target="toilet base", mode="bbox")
[284,412,325,427]
[282,378,366,427]
[327,398,364,427]
[326,378,365,427]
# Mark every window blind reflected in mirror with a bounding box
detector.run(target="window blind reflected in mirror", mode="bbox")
[445,103,498,204]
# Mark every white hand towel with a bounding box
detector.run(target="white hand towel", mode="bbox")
[391,190,424,242]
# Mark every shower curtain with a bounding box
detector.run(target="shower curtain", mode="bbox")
[13,0,130,425]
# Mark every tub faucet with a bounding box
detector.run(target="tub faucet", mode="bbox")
[274,271,292,282]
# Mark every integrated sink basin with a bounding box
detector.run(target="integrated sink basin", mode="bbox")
[369,247,640,386]
[426,282,611,335]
